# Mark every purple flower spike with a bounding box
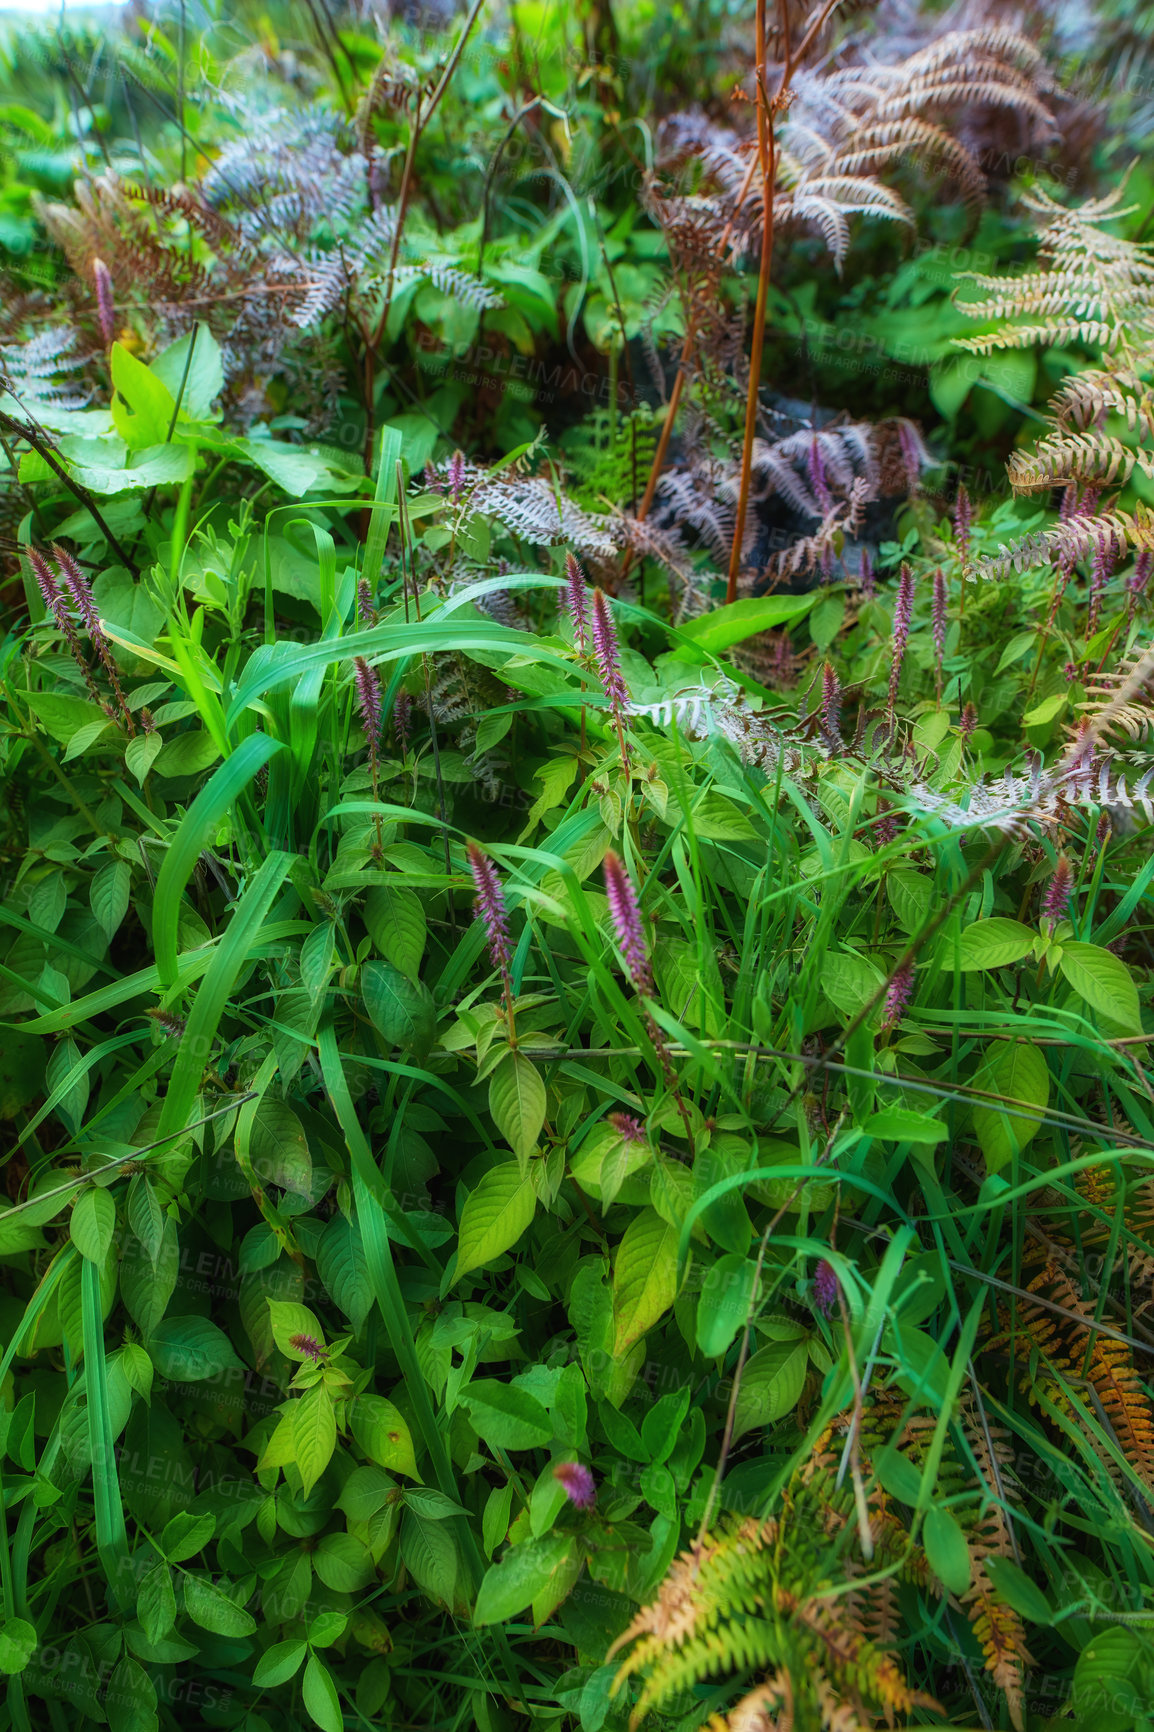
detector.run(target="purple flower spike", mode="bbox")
[563,550,590,655]
[1130,549,1152,598]
[603,851,654,996]
[28,546,66,628]
[807,437,832,514]
[447,450,466,504]
[394,691,413,752]
[289,1333,327,1363]
[812,1259,839,1319]
[93,258,115,347]
[820,661,842,751]
[858,548,875,599]
[1043,856,1073,928]
[468,842,511,977]
[888,564,915,724]
[1088,534,1117,638]
[591,588,628,711]
[954,484,973,563]
[932,567,948,669]
[882,959,914,1029]
[554,1461,596,1510]
[53,545,106,650]
[353,657,382,743]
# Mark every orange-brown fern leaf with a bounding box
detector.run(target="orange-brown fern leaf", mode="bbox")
[1086,1335,1154,1485]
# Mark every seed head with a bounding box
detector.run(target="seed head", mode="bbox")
[93,258,115,347]
[603,851,653,996]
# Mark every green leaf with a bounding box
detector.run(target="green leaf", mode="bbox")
[350,1393,419,1479]
[732,1339,808,1440]
[70,1187,116,1263]
[923,1506,971,1595]
[90,859,131,942]
[456,1161,536,1281]
[182,1574,256,1637]
[137,1560,176,1645]
[362,960,437,1058]
[125,732,163,785]
[160,1510,214,1562]
[862,1108,950,1146]
[0,1618,37,1675]
[1023,691,1068,726]
[983,1555,1053,1624]
[399,1510,460,1606]
[151,323,224,421]
[956,918,1037,972]
[302,1654,344,1732]
[317,1215,373,1333]
[474,1534,574,1626]
[293,1384,337,1497]
[364,882,426,977]
[1059,941,1143,1035]
[110,342,178,447]
[461,1379,553,1451]
[267,1299,327,1360]
[696,1256,760,1359]
[249,1097,312,1197]
[612,1209,678,1356]
[148,1315,243,1383]
[488,1051,546,1166]
[674,593,817,655]
[314,1533,374,1593]
[253,1639,308,1689]
[972,1040,1050,1173]
[152,729,221,780]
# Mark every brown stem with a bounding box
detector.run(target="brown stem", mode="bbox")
[726,10,778,604]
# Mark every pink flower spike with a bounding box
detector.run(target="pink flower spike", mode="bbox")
[812,1259,839,1318]
[28,546,66,627]
[447,450,466,504]
[953,483,973,562]
[1043,856,1073,928]
[93,258,115,347]
[554,1461,596,1510]
[882,960,914,1029]
[603,851,653,996]
[353,657,382,743]
[468,842,511,976]
[53,545,105,649]
[820,661,842,751]
[608,1111,647,1145]
[858,548,875,599]
[563,550,590,655]
[932,567,948,667]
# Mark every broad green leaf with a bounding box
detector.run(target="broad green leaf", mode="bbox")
[456,1161,536,1280]
[973,1040,1050,1173]
[399,1510,460,1606]
[293,1384,337,1497]
[863,1108,949,1146]
[314,1532,374,1593]
[488,1050,546,1166]
[1059,941,1142,1035]
[696,1256,759,1359]
[267,1299,327,1360]
[0,1618,37,1675]
[149,1315,243,1383]
[151,323,224,421]
[923,1506,971,1595]
[90,859,131,941]
[732,1339,808,1440]
[160,1510,214,1562]
[955,918,1036,972]
[70,1186,116,1264]
[137,1560,177,1645]
[125,732,164,785]
[253,1639,308,1688]
[317,1215,373,1332]
[350,1393,419,1479]
[612,1209,678,1356]
[461,1379,553,1451]
[182,1574,256,1637]
[302,1654,343,1732]
[983,1556,1053,1624]
[110,342,177,447]
[673,593,817,654]
[362,960,437,1058]
[249,1098,312,1196]
[364,882,426,977]
[474,1534,574,1625]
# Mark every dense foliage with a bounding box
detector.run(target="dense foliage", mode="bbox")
[2,3,1154,1730]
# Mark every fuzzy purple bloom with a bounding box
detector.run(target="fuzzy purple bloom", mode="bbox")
[932,567,948,669]
[609,1111,648,1145]
[353,657,382,742]
[563,550,590,655]
[1087,534,1117,638]
[447,450,466,504]
[28,546,66,628]
[897,421,923,494]
[959,703,978,742]
[812,1259,839,1318]
[773,632,794,687]
[424,461,444,494]
[394,691,413,752]
[953,484,973,563]
[357,578,376,622]
[93,258,115,347]
[591,588,628,710]
[603,851,654,996]
[468,843,512,976]
[1042,855,1074,928]
[289,1333,327,1363]
[554,1461,596,1510]
[882,960,915,1028]
[1130,549,1152,598]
